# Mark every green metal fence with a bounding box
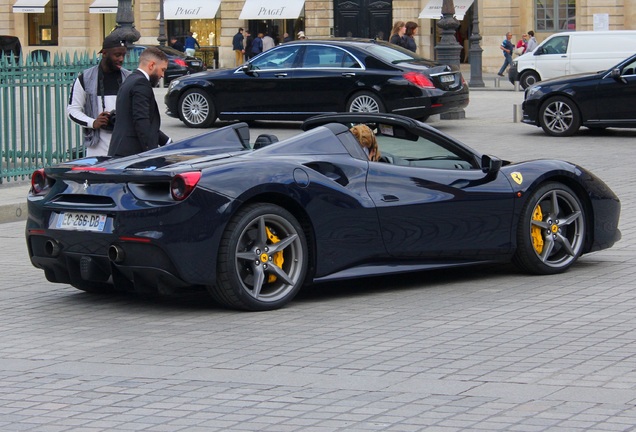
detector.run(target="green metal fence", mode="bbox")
[0,51,138,184]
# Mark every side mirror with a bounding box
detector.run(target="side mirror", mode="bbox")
[610,68,627,83]
[481,154,502,175]
[534,47,544,55]
[241,63,257,76]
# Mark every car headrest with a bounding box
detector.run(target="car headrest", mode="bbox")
[253,134,279,149]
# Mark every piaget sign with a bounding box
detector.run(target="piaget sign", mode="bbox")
[174,7,203,16]
[239,0,305,19]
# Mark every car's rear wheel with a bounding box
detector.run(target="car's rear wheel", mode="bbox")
[346,91,385,114]
[178,89,216,128]
[513,182,586,275]
[539,96,581,137]
[520,70,540,89]
[210,203,308,311]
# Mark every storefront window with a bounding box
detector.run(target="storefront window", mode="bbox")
[535,0,575,32]
[103,14,117,38]
[28,0,58,46]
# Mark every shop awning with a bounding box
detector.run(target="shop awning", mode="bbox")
[239,0,305,20]
[159,0,221,20]
[13,0,49,13]
[418,0,474,20]
[89,0,117,14]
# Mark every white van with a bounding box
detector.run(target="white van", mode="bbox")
[509,30,636,89]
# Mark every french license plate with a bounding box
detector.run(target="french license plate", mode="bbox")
[191,61,200,66]
[440,75,455,83]
[55,212,107,232]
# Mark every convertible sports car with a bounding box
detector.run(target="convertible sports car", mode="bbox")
[26,113,621,311]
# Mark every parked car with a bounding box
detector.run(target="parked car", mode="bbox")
[522,53,636,136]
[509,30,636,89]
[26,113,620,311]
[127,44,206,85]
[164,39,469,128]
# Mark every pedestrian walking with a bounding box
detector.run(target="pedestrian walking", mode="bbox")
[515,33,528,55]
[404,22,418,53]
[262,33,275,51]
[108,47,171,157]
[66,34,131,157]
[251,33,264,57]
[184,32,200,57]
[389,21,407,48]
[498,32,514,76]
[170,36,185,53]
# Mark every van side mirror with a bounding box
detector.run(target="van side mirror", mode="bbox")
[534,47,544,55]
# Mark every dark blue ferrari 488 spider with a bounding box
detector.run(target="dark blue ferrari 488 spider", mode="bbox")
[26,114,621,311]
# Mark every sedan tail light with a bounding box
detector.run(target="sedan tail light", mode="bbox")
[404,72,436,89]
[170,171,201,201]
[174,58,187,67]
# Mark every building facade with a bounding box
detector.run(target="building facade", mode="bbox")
[1,0,635,73]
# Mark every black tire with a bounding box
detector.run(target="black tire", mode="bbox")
[346,91,385,114]
[210,203,308,311]
[178,89,216,128]
[520,70,540,89]
[513,182,586,275]
[539,96,581,137]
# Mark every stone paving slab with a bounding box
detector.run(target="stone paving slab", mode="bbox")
[2,83,636,430]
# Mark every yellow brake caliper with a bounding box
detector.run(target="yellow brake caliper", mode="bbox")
[531,205,544,254]
[265,226,284,283]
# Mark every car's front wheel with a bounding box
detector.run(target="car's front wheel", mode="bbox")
[346,91,385,114]
[520,70,540,89]
[539,96,581,137]
[178,89,216,128]
[210,203,308,311]
[513,182,586,275]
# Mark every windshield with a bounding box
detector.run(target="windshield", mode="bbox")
[365,43,437,67]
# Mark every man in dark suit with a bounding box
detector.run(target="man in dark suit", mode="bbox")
[108,47,170,157]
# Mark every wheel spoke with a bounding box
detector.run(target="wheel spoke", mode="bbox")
[555,233,576,257]
[236,251,255,261]
[267,263,294,285]
[257,216,268,245]
[531,218,550,230]
[550,190,560,216]
[559,210,582,226]
[539,235,555,262]
[268,234,298,254]
[251,264,265,298]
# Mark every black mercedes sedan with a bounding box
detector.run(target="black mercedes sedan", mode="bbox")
[164,39,469,127]
[522,53,636,136]
[128,44,206,85]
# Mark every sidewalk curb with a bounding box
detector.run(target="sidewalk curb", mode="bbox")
[0,202,27,225]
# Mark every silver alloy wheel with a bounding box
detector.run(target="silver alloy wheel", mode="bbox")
[181,91,210,125]
[529,188,584,269]
[542,100,574,134]
[234,213,305,303]
[349,94,380,113]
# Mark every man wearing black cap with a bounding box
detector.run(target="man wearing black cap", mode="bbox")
[66,34,131,156]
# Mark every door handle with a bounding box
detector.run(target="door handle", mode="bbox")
[342,73,356,77]
[275,73,288,77]
[381,194,399,202]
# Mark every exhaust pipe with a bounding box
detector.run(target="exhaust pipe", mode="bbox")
[108,245,126,263]
[45,239,61,257]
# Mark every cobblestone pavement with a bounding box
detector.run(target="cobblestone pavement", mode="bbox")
[2,89,636,431]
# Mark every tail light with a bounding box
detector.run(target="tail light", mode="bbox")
[174,58,187,67]
[31,169,50,194]
[404,72,435,89]
[170,171,201,201]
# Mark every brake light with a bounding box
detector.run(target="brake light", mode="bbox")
[31,169,49,194]
[404,72,435,89]
[170,171,201,201]
[174,58,187,67]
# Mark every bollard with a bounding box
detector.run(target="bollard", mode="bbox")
[514,81,521,92]
[513,104,523,123]
[494,77,500,88]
